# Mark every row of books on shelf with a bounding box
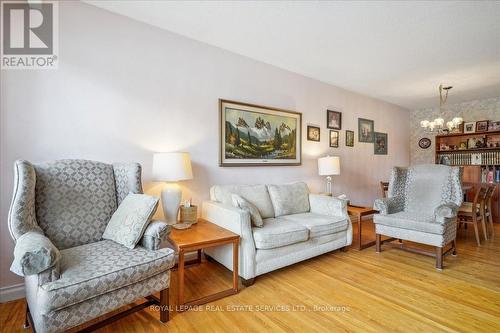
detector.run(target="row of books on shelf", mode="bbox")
[438,151,500,166]
[480,166,500,183]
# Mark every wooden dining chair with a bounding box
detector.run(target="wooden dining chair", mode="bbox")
[380,181,389,198]
[458,186,488,246]
[483,184,496,239]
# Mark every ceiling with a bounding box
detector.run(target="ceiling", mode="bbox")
[86,1,500,109]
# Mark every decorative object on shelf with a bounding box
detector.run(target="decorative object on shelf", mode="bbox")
[374,132,388,155]
[329,130,339,147]
[346,130,354,147]
[440,143,449,150]
[219,99,301,166]
[318,156,340,195]
[327,110,342,130]
[459,142,467,150]
[489,121,500,131]
[476,120,489,132]
[418,137,431,149]
[307,125,320,141]
[358,118,374,142]
[420,85,463,133]
[464,121,476,133]
[152,152,193,224]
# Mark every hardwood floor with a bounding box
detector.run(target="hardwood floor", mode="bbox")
[1,221,499,333]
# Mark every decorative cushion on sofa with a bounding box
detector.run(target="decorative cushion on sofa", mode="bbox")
[210,184,275,218]
[37,240,174,314]
[252,218,309,249]
[373,211,451,234]
[102,193,159,249]
[280,213,348,238]
[267,182,310,217]
[232,194,264,227]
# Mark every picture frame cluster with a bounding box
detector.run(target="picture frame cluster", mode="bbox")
[307,110,387,154]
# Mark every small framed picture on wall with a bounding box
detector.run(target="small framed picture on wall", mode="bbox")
[327,110,342,130]
[345,130,354,147]
[307,125,320,141]
[374,132,388,155]
[329,130,339,147]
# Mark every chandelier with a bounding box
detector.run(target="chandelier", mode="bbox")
[420,85,463,133]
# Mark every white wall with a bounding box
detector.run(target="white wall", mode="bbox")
[0,2,410,291]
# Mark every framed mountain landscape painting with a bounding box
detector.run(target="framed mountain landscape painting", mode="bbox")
[220,99,302,166]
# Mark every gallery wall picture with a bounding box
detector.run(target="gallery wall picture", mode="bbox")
[307,125,321,142]
[358,118,374,143]
[327,110,342,130]
[374,132,388,155]
[219,99,302,166]
[346,130,354,147]
[329,130,339,147]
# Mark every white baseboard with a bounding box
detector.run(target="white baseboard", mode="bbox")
[0,283,25,303]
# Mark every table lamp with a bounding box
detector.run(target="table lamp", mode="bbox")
[318,156,340,195]
[152,152,193,223]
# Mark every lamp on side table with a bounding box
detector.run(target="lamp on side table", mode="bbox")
[318,156,340,195]
[152,152,193,224]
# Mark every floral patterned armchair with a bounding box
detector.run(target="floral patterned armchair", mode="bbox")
[373,164,462,270]
[8,159,174,333]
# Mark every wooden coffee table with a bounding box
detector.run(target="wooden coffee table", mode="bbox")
[168,218,240,310]
[348,205,378,250]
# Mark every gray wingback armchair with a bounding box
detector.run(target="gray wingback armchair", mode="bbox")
[373,164,462,270]
[8,159,174,333]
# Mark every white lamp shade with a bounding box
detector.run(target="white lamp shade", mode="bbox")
[152,152,193,182]
[318,156,340,176]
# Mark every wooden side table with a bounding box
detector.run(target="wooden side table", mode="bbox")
[168,218,240,310]
[348,205,378,250]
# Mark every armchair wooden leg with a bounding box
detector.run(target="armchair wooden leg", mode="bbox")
[241,277,255,287]
[159,288,169,323]
[376,234,381,253]
[23,303,30,329]
[436,247,443,270]
[452,239,457,256]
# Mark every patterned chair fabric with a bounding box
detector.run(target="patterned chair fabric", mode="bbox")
[373,164,462,247]
[8,159,174,333]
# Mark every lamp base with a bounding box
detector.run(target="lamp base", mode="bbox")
[161,183,182,224]
[325,176,333,196]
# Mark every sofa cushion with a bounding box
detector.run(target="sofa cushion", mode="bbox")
[279,213,348,238]
[252,218,309,249]
[373,211,450,235]
[267,182,310,217]
[38,240,174,314]
[102,193,159,249]
[210,184,275,218]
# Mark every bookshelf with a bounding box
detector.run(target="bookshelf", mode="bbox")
[434,130,500,222]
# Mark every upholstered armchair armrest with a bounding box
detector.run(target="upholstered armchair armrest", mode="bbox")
[10,231,61,278]
[309,194,348,219]
[140,220,171,250]
[373,197,404,215]
[434,203,460,224]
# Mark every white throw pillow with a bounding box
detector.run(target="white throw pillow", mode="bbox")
[103,193,159,249]
[232,194,264,227]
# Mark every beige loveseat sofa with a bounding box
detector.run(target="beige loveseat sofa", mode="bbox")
[202,182,352,285]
